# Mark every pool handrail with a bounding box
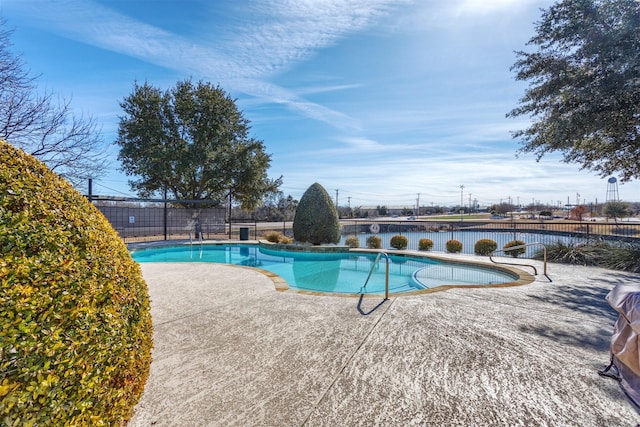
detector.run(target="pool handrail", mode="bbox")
[489,242,551,282]
[189,232,204,258]
[361,251,390,300]
[357,252,390,315]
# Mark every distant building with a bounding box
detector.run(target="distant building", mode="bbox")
[358,205,417,218]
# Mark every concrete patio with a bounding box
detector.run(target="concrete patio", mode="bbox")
[128,257,640,426]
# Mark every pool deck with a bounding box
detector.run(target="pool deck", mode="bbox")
[128,253,640,426]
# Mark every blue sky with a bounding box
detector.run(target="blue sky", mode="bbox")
[2,0,638,209]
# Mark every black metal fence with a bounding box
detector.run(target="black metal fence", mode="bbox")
[340,219,640,256]
[92,197,640,252]
[94,200,226,242]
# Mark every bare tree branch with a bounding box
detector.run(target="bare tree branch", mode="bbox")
[0,18,107,187]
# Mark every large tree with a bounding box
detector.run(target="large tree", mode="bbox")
[116,79,281,209]
[507,0,640,182]
[0,19,106,186]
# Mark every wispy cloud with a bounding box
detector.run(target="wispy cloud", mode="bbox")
[7,0,406,131]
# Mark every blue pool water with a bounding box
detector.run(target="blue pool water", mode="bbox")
[131,244,520,295]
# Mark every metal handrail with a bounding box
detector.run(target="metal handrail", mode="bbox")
[357,252,390,315]
[489,242,551,282]
[362,253,381,289]
[361,252,390,299]
[189,231,204,259]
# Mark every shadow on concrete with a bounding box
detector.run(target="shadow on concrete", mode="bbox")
[519,270,640,352]
[519,323,611,353]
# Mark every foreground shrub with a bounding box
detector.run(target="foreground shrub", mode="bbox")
[504,239,526,257]
[446,239,463,253]
[474,239,498,256]
[366,235,382,249]
[538,239,640,272]
[345,236,360,248]
[0,141,153,425]
[293,182,341,245]
[390,235,408,250]
[603,242,640,273]
[537,240,604,265]
[418,238,434,251]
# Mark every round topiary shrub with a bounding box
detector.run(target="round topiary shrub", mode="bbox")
[504,239,527,257]
[0,141,153,425]
[390,234,408,250]
[418,238,434,251]
[293,182,341,245]
[446,239,463,253]
[366,235,382,249]
[345,236,360,248]
[474,239,498,256]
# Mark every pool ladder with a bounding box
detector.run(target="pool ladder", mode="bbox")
[357,252,390,315]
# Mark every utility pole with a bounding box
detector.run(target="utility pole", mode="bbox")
[335,189,339,207]
[417,193,420,216]
[459,185,464,221]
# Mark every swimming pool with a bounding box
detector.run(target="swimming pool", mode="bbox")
[131,244,529,295]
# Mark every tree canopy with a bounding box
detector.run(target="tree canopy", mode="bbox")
[116,79,281,209]
[604,200,629,222]
[507,0,640,182]
[0,19,106,186]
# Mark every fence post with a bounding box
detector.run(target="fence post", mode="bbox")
[163,188,168,241]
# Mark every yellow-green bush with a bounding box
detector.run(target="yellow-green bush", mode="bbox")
[263,230,284,243]
[418,238,434,251]
[279,235,293,244]
[0,141,153,426]
[446,239,463,253]
[345,236,360,248]
[366,235,382,249]
[263,231,292,244]
[474,239,498,256]
[504,239,527,257]
[390,235,408,250]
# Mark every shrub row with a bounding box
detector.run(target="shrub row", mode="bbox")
[353,234,526,256]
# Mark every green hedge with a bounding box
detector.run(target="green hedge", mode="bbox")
[345,236,360,248]
[0,141,153,425]
[390,235,408,250]
[418,238,434,251]
[474,239,498,256]
[366,235,382,249]
[446,239,463,253]
[504,239,526,257]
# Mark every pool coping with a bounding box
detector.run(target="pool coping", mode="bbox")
[129,240,536,298]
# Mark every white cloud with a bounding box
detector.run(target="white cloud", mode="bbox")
[455,0,538,15]
[6,0,408,130]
